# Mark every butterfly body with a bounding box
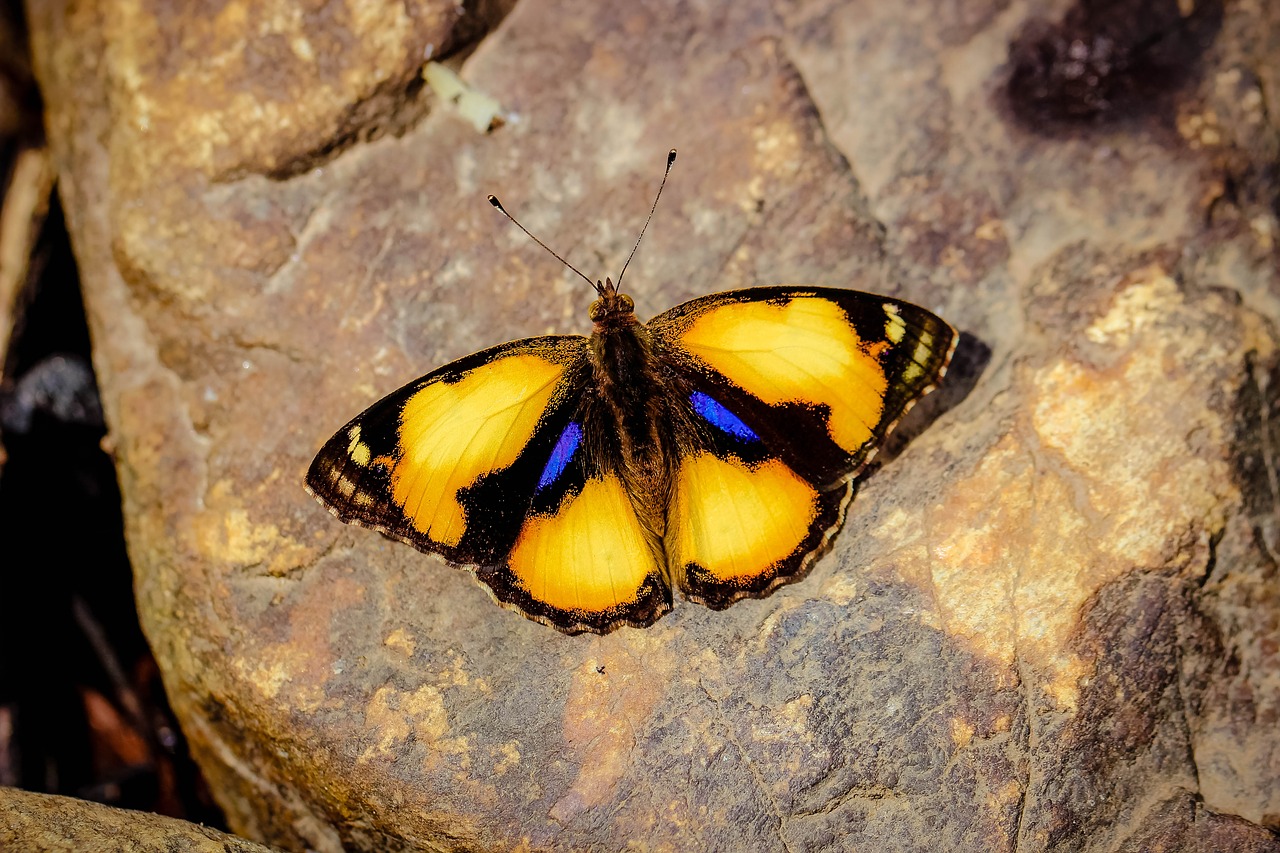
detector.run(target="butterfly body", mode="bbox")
[307,276,955,635]
[582,285,676,545]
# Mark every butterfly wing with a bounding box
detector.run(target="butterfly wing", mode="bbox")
[475,400,673,634]
[647,286,956,607]
[306,335,671,634]
[306,336,590,565]
[660,387,854,609]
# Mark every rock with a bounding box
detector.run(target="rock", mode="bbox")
[24,0,1280,850]
[0,786,281,853]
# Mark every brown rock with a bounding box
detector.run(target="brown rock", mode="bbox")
[24,0,1280,850]
[0,786,281,853]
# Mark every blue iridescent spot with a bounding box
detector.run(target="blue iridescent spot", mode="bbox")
[690,391,759,442]
[537,421,582,492]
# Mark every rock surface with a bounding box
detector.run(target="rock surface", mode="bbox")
[0,786,281,853]
[24,0,1280,850]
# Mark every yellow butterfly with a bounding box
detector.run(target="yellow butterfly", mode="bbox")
[306,151,956,634]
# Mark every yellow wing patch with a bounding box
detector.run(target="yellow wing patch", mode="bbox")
[884,302,907,344]
[667,453,818,583]
[508,475,661,614]
[678,297,888,452]
[391,354,567,546]
[347,425,372,466]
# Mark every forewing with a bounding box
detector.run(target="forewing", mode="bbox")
[306,336,592,567]
[648,286,956,488]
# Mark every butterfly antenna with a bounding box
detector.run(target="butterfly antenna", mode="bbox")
[615,149,677,290]
[487,195,599,293]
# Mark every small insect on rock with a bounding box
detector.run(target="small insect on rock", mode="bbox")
[306,150,957,634]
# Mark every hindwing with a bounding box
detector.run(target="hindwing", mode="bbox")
[661,386,851,608]
[476,402,673,634]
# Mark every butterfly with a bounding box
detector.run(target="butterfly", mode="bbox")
[305,151,957,634]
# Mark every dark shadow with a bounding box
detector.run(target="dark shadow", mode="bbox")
[879,330,991,465]
[0,198,224,827]
[1004,0,1224,132]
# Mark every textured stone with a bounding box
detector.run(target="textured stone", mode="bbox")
[24,0,1280,850]
[0,786,280,853]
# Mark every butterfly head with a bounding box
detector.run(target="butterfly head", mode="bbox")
[589,277,637,330]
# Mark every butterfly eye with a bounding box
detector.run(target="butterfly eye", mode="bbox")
[588,300,606,321]
[619,294,635,312]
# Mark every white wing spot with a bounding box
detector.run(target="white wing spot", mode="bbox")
[884,303,906,344]
[348,425,372,467]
